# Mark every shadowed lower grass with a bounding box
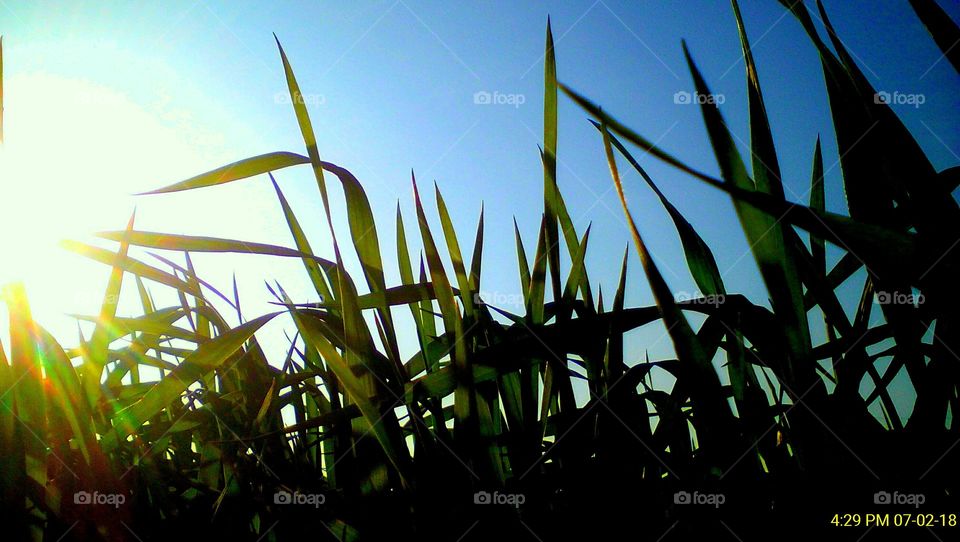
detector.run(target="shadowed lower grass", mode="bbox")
[2,1,959,540]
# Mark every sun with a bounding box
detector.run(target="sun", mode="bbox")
[0,74,150,274]
[0,72,218,335]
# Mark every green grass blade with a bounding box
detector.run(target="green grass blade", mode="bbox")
[469,204,484,292]
[600,121,736,466]
[109,312,281,445]
[293,309,412,488]
[82,211,135,406]
[324,162,403,375]
[36,326,98,464]
[412,177,472,434]
[561,225,591,307]
[683,42,814,392]
[395,205,430,363]
[95,230,338,271]
[560,83,723,186]
[809,137,826,272]
[599,123,725,296]
[543,19,562,304]
[418,257,438,340]
[434,183,475,316]
[527,216,548,324]
[412,176,460,332]
[731,0,785,199]
[274,37,338,243]
[270,174,335,305]
[514,218,531,306]
[140,152,308,195]
[324,162,384,289]
[605,247,629,384]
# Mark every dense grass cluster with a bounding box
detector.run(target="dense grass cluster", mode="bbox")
[1,1,959,540]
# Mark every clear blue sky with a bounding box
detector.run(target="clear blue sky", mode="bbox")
[2,1,958,414]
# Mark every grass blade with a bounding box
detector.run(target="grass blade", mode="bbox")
[141,152,308,195]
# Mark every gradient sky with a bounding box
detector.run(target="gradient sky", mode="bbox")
[1,1,958,418]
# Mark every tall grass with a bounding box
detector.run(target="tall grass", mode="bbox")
[1,1,958,540]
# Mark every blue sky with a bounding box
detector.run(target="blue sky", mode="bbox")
[1,1,958,415]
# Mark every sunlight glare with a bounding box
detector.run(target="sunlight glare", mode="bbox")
[0,73,222,335]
